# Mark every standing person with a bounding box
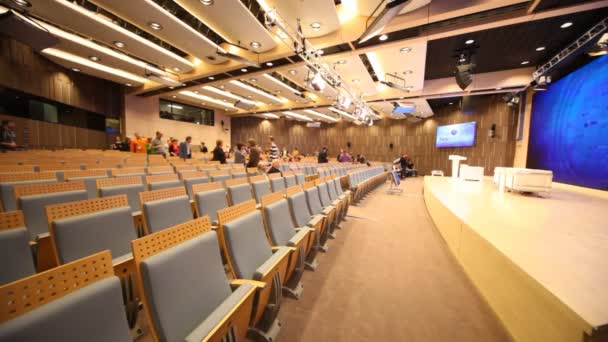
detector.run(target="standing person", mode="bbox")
[178,136,192,160]
[246,139,261,168]
[234,142,246,165]
[318,146,329,163]
[398,153,408,179]
[212,139,227,164]
[130,132,147,153]
[0,120,17,151]
[200,142,208,153]
[268,136,279,161]
[151,131,166,156]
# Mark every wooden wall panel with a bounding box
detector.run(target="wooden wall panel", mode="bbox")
[0,37,122,117]
[231,94,519,176]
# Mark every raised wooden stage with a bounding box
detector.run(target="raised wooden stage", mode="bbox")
[423,176,608,342]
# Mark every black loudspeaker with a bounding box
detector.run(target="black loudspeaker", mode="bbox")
[347,142,351,148]
[389,143,394,149]
[0,10,59,51]
[488,124,496,138]
[455,64,474,90]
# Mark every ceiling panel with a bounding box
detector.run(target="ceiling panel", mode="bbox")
[253,74,313,103]
[355,0,431,16]
[174,0,277,53]
[33,19,167,80]
[261,0,341,38]
[89,0,226,65]
[425,7,608,79]
[326,54,378,97]
[368,40,427,91]
[278,65,339,100]
[24,0,194,72]
[533,0,593,12]
[370,98,434,119]
[221,80,287,106]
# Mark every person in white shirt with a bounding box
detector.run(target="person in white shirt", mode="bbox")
[268,135,279,161]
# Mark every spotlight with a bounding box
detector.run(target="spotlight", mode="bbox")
[502,92,521,106]
[455,63,475,90]
[308,72,326,91]
[379,34,388,41]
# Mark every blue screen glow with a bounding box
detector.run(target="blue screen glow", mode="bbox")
[527,55,608,190]
[435,121,477,148]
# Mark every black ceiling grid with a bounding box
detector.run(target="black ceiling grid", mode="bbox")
[358,53,380,82]
[424,8,608,80]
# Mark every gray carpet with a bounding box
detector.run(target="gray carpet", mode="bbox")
[277,177,511,342]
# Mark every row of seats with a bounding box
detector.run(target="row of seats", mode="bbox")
[348,166,388,202]
[0,173,352,341]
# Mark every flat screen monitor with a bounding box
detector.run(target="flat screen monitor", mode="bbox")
[436,121,477,148]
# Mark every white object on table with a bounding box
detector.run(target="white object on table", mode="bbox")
[448,155,467,179]
[460,166,484,181]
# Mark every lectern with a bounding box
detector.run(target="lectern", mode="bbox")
[448,155,467,179]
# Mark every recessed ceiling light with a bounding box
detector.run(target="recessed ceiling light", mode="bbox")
[288,70,297,75]
[173,67,181,72]
[337,59,347,65]
[521,60,530,65]
[250,41,261,49]
[208,76,215,80]
[12,0,31,7]
[400,47,412,53]
[275,90,281,94]
[169,86,175,89]
[561,22,573,29]
[171,95,176,98]
[379,34,388,41]
[352,79,360,83]
[250,78,257,82]
[201,102,206,105]
[193,90,199,93]
[148,22,163,30]
[113,41,126,48]
[317,50,324,55]
[311,22,321,30]
[448,102,454,105]
[88,56,99,61]
[219,85,225,89]
[247,95,252,98]
[71,68,80,72]
[536,46,546,51]
[241,68,248,72]
[200,0,214,5]
[496,87,502,90]
[125,83,132,87]
[266,62,273,67]
[403,70,413,74]
[465,39,474,45]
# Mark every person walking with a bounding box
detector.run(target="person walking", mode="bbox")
[130,132,148,153]
[234,142,246,165]
[246,139,261,168]
[178,136,192,160]
[151,131,166,156]
[212,139,227,164]
[268,136,279,161]
[318,146,329,163]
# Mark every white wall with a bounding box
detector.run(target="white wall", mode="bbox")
[124,94,231,147]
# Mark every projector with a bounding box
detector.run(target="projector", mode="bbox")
[392,102,416,114]
[234,100,257,110]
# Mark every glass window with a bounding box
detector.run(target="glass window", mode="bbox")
[160,99,214,126]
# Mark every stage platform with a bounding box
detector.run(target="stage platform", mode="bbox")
[423,176,608,342]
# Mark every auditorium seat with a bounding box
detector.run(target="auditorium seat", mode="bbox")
[146,174,182,191]
[217,200,287,340]
[147,166,174,176]
[0,251,132,342]
[46,195,137,264]
[181,172,210,199]
[112,167,146,184]
[0,210,36,286]
[302,181,334,246]
[251,175,271,203]
[231,169,248,179]
[97,176,145,215]
[294,172,305,185]
[284,173,297,188]
[38,164,83,182]
[140,187,193,234]
[247,167,259,176]
[209,169,231,187]
[269,174,286,193]
[131,217,258,342]
[64,169,109,199]
[226,178,253,206]
[261,191,317,276]
[192,182,227,226]
[329,176,350,220]
[0,172,57,212]
[322,177,345,222]
[286,185,325,253]
[15,182,88,239]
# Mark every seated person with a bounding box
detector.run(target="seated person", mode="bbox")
[267,159,282,175]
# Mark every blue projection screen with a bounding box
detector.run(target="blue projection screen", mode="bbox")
[527,55,608,190]
[436,122,477,148]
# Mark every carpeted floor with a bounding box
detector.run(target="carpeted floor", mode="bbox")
[277,177,512,342]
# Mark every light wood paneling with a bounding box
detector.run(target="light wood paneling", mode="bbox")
[231,94,518,175]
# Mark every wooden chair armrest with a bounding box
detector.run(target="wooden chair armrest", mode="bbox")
[230,279,266,289]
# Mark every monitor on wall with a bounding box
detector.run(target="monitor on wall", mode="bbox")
[435,121,477,148]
